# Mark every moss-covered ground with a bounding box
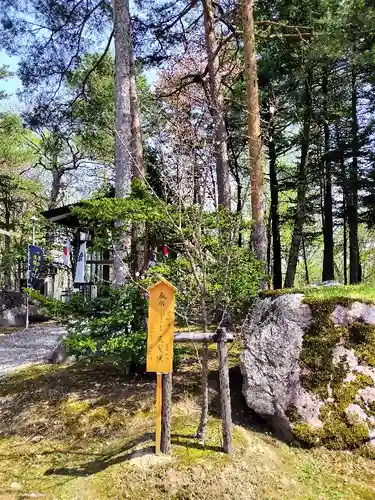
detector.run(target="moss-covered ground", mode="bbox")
[262,283,375,303]
[1,347,375,499]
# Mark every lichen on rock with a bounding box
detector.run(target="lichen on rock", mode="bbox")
[241,291,375,453]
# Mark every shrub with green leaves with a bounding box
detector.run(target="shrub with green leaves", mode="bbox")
[73,182,264,326]
[28,284,147,373]
[28,283,187,374]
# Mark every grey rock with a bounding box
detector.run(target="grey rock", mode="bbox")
[331,305,349,326]
[49,341,68,364]
[331,302,375,326]
[10,482,22,491]
[30,435,44,443]
[357,386,375,406]
[348,302,374,324]
[241,294,319,440]
[345,404,368,423]
[369,429,375,445]
[362,307,375,326]
[332,345,358,372]
[310,281,342,287]
[321,280,343,287]
[0,291,49,327]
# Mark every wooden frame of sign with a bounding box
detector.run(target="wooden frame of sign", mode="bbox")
[146,279,234,455]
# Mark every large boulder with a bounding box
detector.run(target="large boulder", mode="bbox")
[240,293,375,453]
[0,291,48,327]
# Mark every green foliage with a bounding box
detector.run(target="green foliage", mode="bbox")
[0,113,37,171]
[68,53,155,165]
[28,284,186,373]
[0,65,12,101]
[29,284,148,372]
[0,114,43,288]
[74,184,263,325]
[26,288,68,317]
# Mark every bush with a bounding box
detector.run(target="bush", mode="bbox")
[28,284,186,374]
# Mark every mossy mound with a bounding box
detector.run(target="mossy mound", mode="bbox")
[295,296,375,452]
[260,284,375,304]
[241,290,375,454]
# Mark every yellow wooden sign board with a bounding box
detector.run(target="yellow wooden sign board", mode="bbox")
[146,278,176,374]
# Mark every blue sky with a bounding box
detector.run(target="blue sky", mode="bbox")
[0,0,158,110]
[0,51,21,98]
[0,49,157,112]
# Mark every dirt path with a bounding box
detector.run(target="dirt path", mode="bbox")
[0,325,66,376]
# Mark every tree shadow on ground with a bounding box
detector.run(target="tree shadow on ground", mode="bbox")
[0,361,203,440]
[42,431,223,479]
[44,433,155,477]
[171,436,222,453]
[0,352,278,448]
[207,365,275,437]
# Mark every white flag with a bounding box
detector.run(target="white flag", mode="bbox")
[74,241,86,283]
[63,237,70,266]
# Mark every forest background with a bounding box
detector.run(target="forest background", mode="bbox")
[1,0,375,296]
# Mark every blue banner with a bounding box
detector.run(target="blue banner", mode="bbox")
[28,244,44,288]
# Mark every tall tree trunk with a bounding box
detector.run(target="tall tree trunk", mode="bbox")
[49,167,63,210]
[348,63,361,284]
[196,294,209,442]
[302,236,309,285]
[129,26,146,276]
[266,209,272,277]
[113,0,132,285]
[129,44,144,181]
[269,127,282,289]
[343,197,348,285]
[226,118,242,245]
[202,0,231,209]
[46,166,64,246]
[284,69,313,288]
[196,343,209,442]
[335,124,348,285]
[3,195,11,290]
[241,0,267,263]
[322,67,334,282]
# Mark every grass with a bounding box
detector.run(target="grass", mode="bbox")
[1,353,375,499]
[0,326,21,335]
[262,284,375,304]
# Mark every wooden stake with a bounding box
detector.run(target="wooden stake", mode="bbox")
[155,373,162,454]
[217,327,233,454]
[196,343,209,442]
[161,373,172,453]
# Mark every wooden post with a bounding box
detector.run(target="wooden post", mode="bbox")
[161,373,172,453]
[217,327,233,454]
[155,373,162,454]
[146,279,176,454]
[196,343,209,442]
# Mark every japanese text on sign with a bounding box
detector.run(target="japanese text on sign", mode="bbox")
[146,279,176,373]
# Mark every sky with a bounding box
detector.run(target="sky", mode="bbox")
[0,49,157,114]
[0,50,21,110]
[0,0,157,113]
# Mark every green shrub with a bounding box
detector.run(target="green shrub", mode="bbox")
[28,284,188,374]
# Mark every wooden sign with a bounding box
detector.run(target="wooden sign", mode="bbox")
[146,279,176,454]
[146,278,176,374]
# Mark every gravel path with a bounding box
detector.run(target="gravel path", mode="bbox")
[0,325,66,376]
